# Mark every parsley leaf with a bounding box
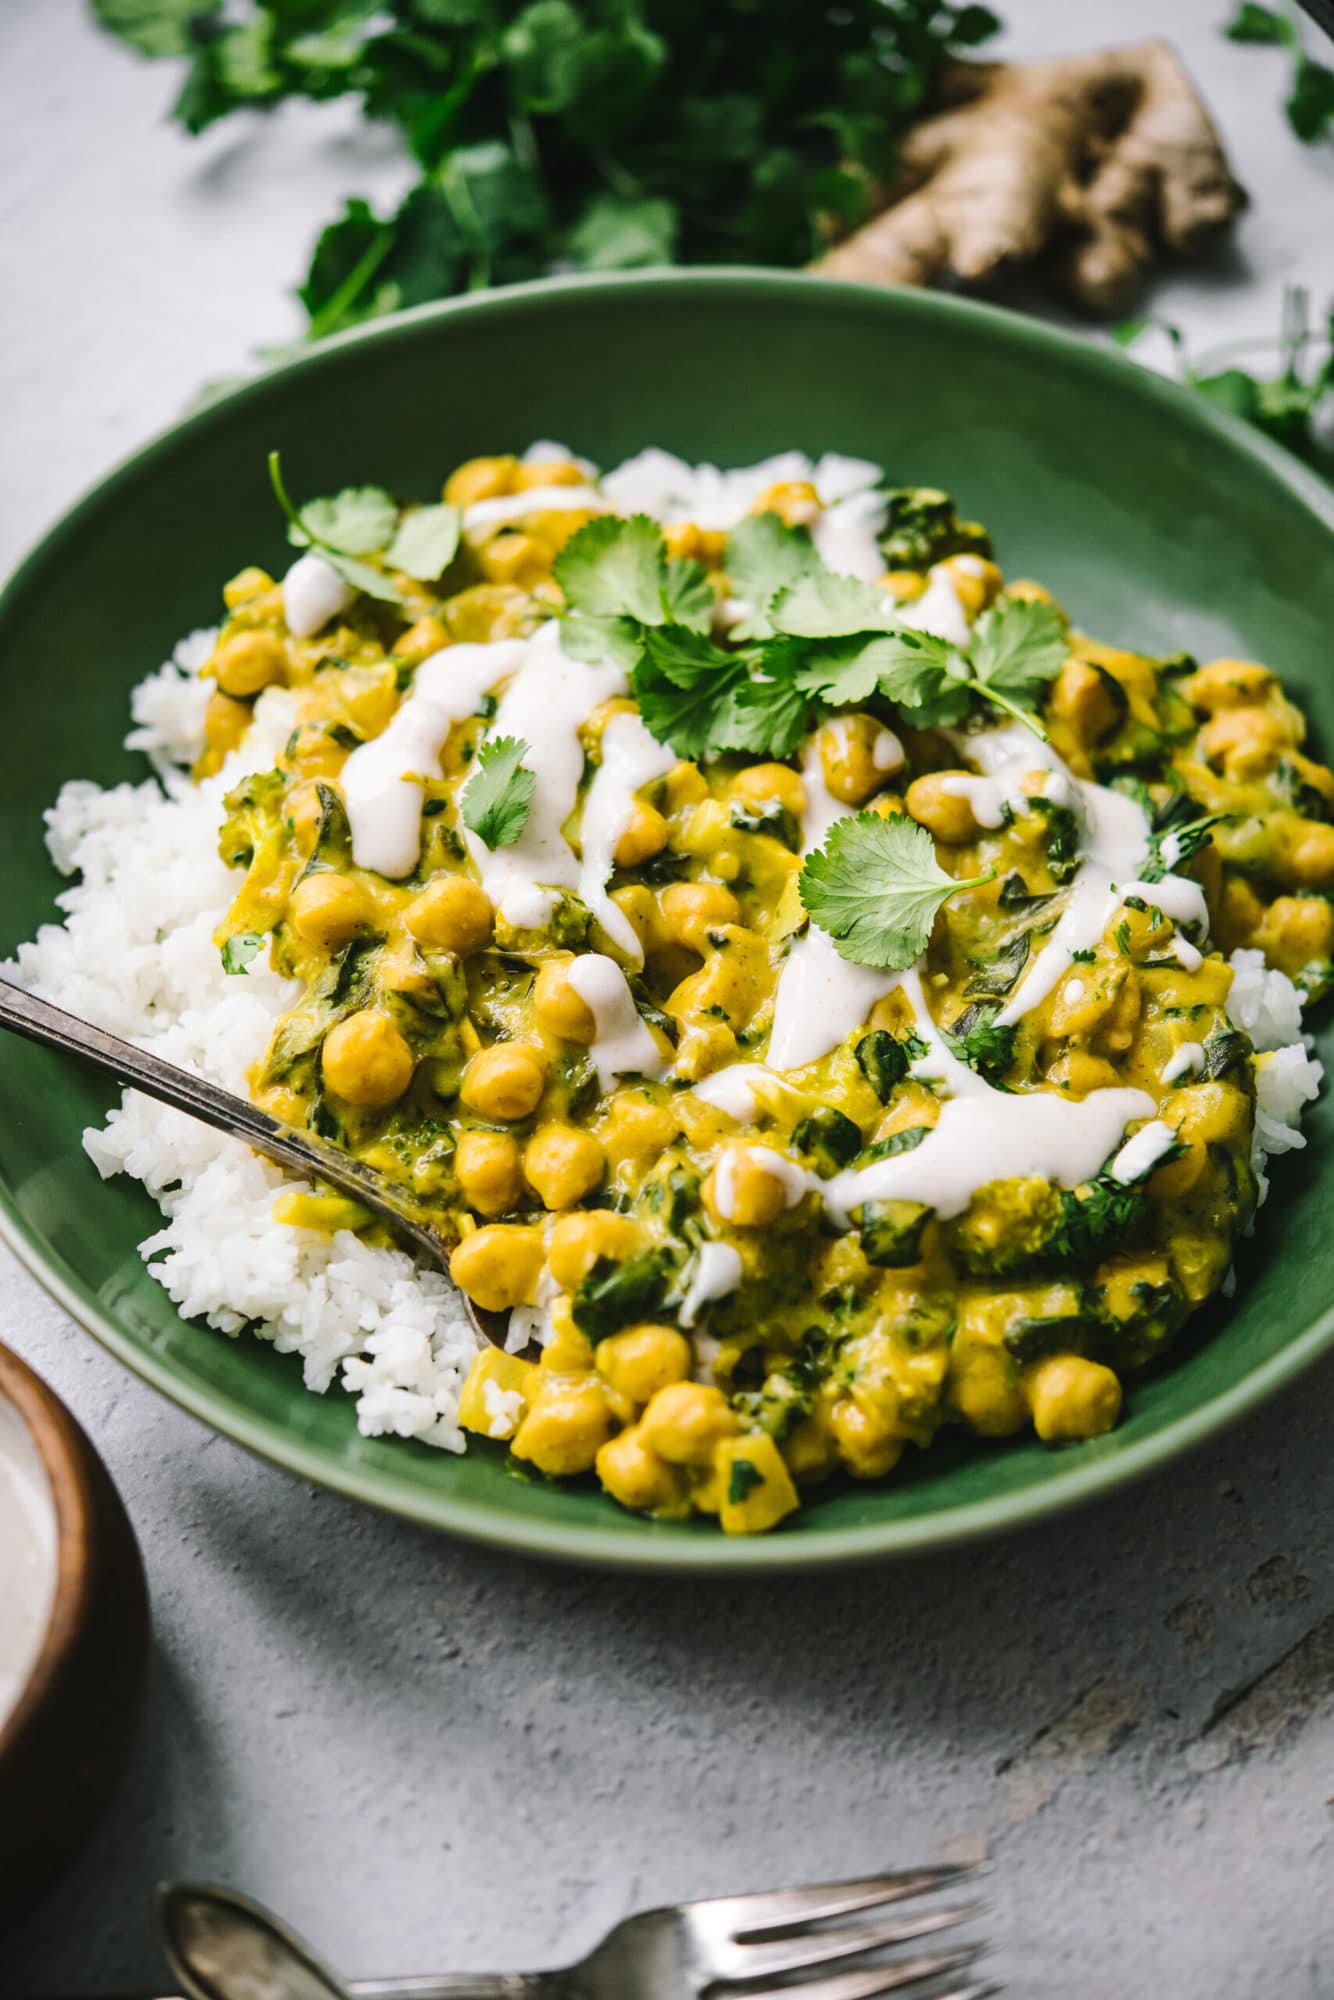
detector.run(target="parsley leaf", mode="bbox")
[384,502,461,581]
[267,451,405,605]
[967,599,1068,728]
[460,736,535,850]
[221,931,266,976]
[800,813,996,971]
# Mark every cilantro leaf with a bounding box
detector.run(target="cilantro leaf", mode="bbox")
[632,628,752,761]
[555,514,669,624]
[726,1458,766,1505]
[294,485,397,557]
[384,502,461,581]
[769,568,897,639]
[267,452,405,606]
[558,612,645,673]
[725,515,822,636]
[800,813,996,971]
[1140,811,1231,882]
[567,193,678,270]
[966,598,1067,732]
[660,554,715,634]
[91,0,217,57]
[221,931,266,976]
[460,736,535,850]
[713,642,812,758]
[1225,2,1286,42]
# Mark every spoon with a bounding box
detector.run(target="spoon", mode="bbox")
[0,980,508,1348]
[158,1882,350,2000]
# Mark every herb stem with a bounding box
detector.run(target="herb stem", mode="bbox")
[973,681,1050,742]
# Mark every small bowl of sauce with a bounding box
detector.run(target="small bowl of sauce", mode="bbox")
[0,1343,149,1921]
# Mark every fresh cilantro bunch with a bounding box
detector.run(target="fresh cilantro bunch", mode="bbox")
[91,0,1000,341]
[555,511,1068,761]
[1224,3,1334,144]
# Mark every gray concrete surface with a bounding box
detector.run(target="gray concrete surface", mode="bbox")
[2,2,1333,1994]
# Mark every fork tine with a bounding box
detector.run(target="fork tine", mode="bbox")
[720,1903,983,1981]
[740,1941,984,2000]
[696,1863,982,1937]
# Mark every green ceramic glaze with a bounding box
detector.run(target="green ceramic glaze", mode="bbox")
[3,272,1332,1571]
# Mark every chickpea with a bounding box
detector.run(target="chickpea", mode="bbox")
[596,1426,688,1515]
[663,522,703,562]
[457,1348,535,1439]
[782,1415,838,1483]
[287,782,325,858]
[202,688,251,759]
[406,876,493,955]
[547,1211,646,1291]
[443,455,517,509]
[1185,657,1276,715]
[321,1010,415,1108]
[1004,578,1055,606]
[659,881,740,947]
[599,1091,677,1166]
[580,696,638,754]
[459,1043,548,1121]
[1028,1354,1122,1442]
[640,1380,737,1465]
[830,1399,902,1479]
[1200,706,1291,780]
[939,552,1002,619]
[532,958,597,1042]
[704,1143,803,1229]
[477,532,551,589]
[947,1347,1027,1436]
[392,616,448,665]
[212,629,288,698]
[540,1302,595,1374]
[222,565,274,610]
[1050,658,1121,745]
[663,761,709,811]
[905,772,982,845]
[289,872,373,952]
[716,1435,799,1535]
[878,569,927,604]
[818,713,903,805]
[1216,875,1266,950]
[728,762,805,818]
[513,458,588,491]
[511,1378,613,1477]
[752,478,821,527]
[449,1222,544,1312]
[1257,894,1334,970]
[597,1324,691,1405]
[523,1122,605,1209]
[1279,819,1334,890]
[454,1130,524,1217]
[613,797,670,868]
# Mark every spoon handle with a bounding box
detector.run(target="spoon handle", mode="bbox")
[0,978,450,1267]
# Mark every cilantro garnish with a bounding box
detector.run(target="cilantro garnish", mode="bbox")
[1140,810,1231,883]
[799,813,996,971]
[727,1457,767,1506]
[384,502,461,582]
[724,514,822,637]
[221,931,266,976]
[267,451,405,605]
[967,598,1069,731]
[460,736,535,850]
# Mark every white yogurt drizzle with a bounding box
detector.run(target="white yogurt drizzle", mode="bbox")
[941,722,1210,1026]
[342,639,529,878]
[678,1243,744,1327]
[464,623,627,927]
[1162,1041,1205,1084]
[463,485,604,535]
[713,1144,810,1222]
[566,953,668,1091]
[576,711,676,966]
[1108,1119,1178,1185]
[767,738,901,1072]
[283,552,358,640]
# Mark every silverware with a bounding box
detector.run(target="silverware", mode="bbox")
[0,979,504,1347]
[154,1869,993,2000]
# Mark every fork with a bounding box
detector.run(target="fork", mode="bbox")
[0,979,506,1346]
[156,1868,993,2000]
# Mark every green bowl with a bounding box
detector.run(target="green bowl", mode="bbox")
[3,272,1332,1571]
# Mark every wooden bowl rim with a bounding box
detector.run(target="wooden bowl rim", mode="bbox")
[0,1343,98,1752]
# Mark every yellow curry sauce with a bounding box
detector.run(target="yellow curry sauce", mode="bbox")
[203,452,1333,1534]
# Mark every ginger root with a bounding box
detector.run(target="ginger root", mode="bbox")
[814,40,1246,315]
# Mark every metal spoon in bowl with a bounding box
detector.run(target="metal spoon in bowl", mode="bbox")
[0,980,508,1348]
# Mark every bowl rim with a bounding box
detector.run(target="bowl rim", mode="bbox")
[3,266,1334,1573]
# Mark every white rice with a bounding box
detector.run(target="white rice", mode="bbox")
[4,634,479,1452]
[2,466,1322,1452]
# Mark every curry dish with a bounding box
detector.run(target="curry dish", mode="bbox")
[201,447,1330,1533]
